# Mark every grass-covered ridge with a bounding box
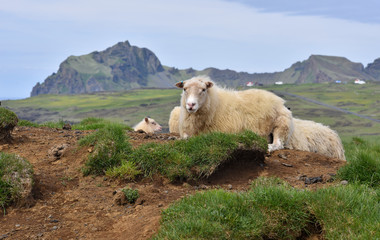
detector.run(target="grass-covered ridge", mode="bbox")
[79,124,267,181]
[154,177,380,240]
[0,152,34,211]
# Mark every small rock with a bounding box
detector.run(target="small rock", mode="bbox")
[278,154,287,160]
[63,123,72,130]
[340,180,348,185]
[199,184,209,190]
[50,219,59,223]
[281,163,293,167]
[157,203,164,207]
[227,184,233,190]
[305,176,323,185]
[15,224,20,228]
[163,190,169,194]
[0,234,8,240]
[52,226,58,230]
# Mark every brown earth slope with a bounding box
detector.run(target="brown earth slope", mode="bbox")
[0,127,345,240]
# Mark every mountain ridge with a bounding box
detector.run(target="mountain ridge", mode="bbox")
[30,41,380,96]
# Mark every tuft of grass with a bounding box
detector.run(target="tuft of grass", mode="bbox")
[80,123,132,176]
[121,187,139,204]
[0,108,18,140]
[105,161,141,180]
[308,184,380,239]
[154,177,309,240]
[128,131,267,181]
[339,137,380,187]
[72,117,132,131]
[0,152,34,211]
[17,119,40,127]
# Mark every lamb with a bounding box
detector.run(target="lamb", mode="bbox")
[133,117,162,133]
[168,106,180,134]
[285,118,346,160]
[175,76,294,151]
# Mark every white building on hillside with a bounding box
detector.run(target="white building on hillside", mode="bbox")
[354,79,366,84]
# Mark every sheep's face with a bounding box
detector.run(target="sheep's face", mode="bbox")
[145,117,162,132]
[176,78,214,113]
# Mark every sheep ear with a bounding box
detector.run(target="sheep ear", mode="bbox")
[144,117,149,123]
[175,81,184,88]
[206,81,214,89]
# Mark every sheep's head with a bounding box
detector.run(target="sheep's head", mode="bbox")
[176,76,214,113]
[144,117,162,132]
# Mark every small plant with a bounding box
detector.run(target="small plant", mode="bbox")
[105,161,141,180]
[80,123,132,176]
[0,152,34,212]
[0,108,18,140]
[121,187,139,204]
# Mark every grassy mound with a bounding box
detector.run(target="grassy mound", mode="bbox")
[154,177,380,240]
[0,108,18,140]
[79,124,267,181]
[129,131,266,181]
[0,152,34,211]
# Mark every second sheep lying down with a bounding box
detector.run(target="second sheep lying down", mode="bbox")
[175,76,293,151]
[133,117,162,133]
[285,118,346,160]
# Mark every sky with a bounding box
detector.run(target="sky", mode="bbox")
[1,0,380,100]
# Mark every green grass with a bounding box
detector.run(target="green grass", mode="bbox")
[153,177,380,240]
[338,137,380,187]
[128,130,266,181]
[121,187,139,204]
[308,184,379,240]
[0,152,34,212]
[79,123,133,176]
[80,126,266,181]
[3,89,182,128]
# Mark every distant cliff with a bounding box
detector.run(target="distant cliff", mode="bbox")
[31,41,380,96]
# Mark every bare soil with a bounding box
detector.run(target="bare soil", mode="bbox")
[0,127,346,240]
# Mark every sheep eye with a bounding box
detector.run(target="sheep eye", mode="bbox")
[152,122,156,125]
[202,88,206,92]
[183,88,187,92]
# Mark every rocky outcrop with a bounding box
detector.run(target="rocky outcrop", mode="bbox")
[31,41,167,96]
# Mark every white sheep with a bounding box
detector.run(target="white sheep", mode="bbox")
[168,106,180,134]
[133,117,162,133]
[285,118,346,160]
[175,76,294,151]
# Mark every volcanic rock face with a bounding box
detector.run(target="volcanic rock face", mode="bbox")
[31,41,166,96]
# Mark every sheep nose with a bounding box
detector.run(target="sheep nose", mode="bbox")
[187,102,196,107]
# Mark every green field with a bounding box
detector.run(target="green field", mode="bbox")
[3,82,380,140]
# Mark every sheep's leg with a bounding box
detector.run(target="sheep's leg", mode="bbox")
[268,109,293,152]
[268,137,283,152]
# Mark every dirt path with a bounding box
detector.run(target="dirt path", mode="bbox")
[0,127,345,240]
